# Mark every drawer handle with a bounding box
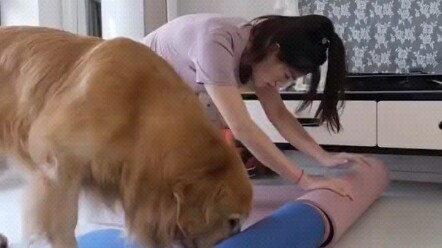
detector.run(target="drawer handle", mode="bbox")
[298,118,321,127]
[439,121,442,130]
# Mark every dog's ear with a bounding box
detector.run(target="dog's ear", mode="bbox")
[203,184,227,224]
[128,191,179,247]
[174,183,226,238]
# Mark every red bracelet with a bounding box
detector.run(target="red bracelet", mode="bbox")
[295,169,304,184]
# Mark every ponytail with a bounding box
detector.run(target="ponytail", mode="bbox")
[297,31,346,133]
[315,32,346,133]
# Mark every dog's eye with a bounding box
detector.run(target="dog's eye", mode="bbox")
[228,218,241,234]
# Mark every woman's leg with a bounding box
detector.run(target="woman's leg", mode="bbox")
[197,92,260,177]
[220,128,257,177]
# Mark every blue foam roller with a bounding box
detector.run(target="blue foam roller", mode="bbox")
[216,202,325,248]
[78,229,139,248]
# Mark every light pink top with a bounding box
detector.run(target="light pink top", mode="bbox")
[142,14,252,92]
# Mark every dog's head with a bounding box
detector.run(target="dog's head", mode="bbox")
[124,134,253,248]
[172,159,253,248]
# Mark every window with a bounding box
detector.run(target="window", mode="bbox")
[87,0,102,37]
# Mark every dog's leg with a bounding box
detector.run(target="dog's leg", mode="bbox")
[23,164,81,248]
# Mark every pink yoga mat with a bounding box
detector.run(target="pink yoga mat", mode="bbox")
[245,158,390,247]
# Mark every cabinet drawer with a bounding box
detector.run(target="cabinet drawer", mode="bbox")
[378,101,442,149]
[245,100,377,146]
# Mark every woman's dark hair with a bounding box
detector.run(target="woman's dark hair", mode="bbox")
[240,15,346,132]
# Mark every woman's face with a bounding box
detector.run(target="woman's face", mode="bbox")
[252,49,305,89]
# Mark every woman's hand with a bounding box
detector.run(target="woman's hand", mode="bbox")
[318,152,373,168]
[300,174,355,201]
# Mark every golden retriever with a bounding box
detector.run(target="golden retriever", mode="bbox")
[0,26,252,248]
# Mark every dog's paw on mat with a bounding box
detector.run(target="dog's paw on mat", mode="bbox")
[0,233,8,248]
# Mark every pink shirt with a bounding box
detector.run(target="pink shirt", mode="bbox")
[142,14,252,92]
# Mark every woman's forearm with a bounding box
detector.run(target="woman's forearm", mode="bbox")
[272,111,329,163]
[232,121,304,184]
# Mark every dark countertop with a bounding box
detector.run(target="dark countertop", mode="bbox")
[242,90,442,101]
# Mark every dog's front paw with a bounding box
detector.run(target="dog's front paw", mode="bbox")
[0,233,8,248]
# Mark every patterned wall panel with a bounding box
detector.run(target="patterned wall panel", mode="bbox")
[300,0,442,74]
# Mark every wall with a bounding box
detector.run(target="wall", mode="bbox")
[144,0,167,35]
[173,0,276,20]
[61,0,78,33]
[58,0,167,39]
[1,0,62,28]
[0,0,275,36]
[100,0,167,39]
[38,0,63,28]
[101,0,145,39]
[1,0,39,26]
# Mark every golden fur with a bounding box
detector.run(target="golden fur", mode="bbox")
[0,26,252,248]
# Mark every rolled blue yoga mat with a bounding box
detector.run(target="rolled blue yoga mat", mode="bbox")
[216,202,325,248]
[78,202,325,248]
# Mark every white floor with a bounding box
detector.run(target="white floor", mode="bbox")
[335,181,442,248]
[1,169,442,247]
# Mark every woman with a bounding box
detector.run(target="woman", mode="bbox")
[142,13,372,200]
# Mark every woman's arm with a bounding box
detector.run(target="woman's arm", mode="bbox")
[256,86,371,167]
[205,84,357,199]
[204,84,306,185]
[254,86,330,164]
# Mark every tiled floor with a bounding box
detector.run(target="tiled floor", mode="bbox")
[0,176,23,246]
[335,182,442,248]
[253,176,442,248]
[1,168,442,247]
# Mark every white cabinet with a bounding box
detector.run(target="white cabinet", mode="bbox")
[246,98,442,183]
[378,101,442,150]
[246,99,442,151]
[245,100,377,146]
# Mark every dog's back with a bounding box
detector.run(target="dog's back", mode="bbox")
[0,27,101,165]
[0,25,223,189]
[0,26,100,110]
[0,26,200,168]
